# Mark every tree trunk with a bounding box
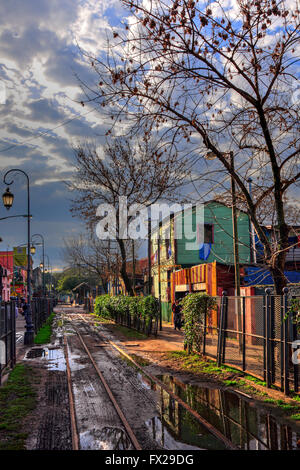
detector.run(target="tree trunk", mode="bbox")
[269,224,289,294]
[117,238,134,296]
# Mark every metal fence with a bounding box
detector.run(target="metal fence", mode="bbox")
[88,297,159,336]
[202,291,300,395]
[31,297,57,334]
[0,298,58,384]
[110,310,159,336]
[0,301,16,384]
[84,297,94,314]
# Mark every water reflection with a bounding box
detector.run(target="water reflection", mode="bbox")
[154,375,300,450]
[145,386,227,450]
[80,427,134,450]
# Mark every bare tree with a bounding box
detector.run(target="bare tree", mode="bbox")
[68,137,189,295]
[62,234,114,293]
[81,0,300,293]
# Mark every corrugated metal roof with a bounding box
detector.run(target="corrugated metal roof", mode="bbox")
[244,266,300,286]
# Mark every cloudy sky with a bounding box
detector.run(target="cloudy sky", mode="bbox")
[0,0,127,270]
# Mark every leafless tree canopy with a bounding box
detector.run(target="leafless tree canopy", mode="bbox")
[80,0,300,293]
[69,136,189,294]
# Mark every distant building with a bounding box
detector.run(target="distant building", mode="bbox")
[108,258,147,296]
[151,201,251,321]
[32,267,43,296]
[0,251,32,300]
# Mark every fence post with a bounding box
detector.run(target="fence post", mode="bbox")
[291,296,299,394]
[202,299,207,356]
[265,288,272,389]
[222,294,228,364]
[242,296,246,371]
[282,287,290,395]
[11,301,16,367]
[217,291,227,367]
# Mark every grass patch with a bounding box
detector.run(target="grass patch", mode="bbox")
[223,380,238,387]
[113,324,147,340]
[290,413,300,420]
[92,314,114,325]
[91,313,148,338]
[264,398,277,404]
[244,375,267,387]
[0,364,37,450]
[34,312,55,345]
[130,354,151,367]
[166,351,242,378]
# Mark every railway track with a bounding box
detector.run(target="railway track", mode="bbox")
[62,311,237,450]
[63,319,142,450]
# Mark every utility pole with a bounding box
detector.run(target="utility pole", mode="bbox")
[148,217,152,295]
[132,239,136,296]
[230,152,243,352]
[108,239,111,295]
[247,177,257,264]
[157,227,162,331]
[230,151,241,297]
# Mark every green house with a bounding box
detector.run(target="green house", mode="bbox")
[175,200,251,267]
[151,201,252,322]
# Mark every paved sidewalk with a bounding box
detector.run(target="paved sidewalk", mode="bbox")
[15,314,28,361]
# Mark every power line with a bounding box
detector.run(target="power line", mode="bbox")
[0,107,96,154]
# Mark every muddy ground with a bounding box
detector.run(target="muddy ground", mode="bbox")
[17,306,300,451]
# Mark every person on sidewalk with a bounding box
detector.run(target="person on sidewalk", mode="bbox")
[172,299,182,331]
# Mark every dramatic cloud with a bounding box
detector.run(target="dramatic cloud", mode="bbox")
[0,0,128,269]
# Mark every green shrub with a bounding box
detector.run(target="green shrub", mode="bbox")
[94,294,111,317]
[180,293,217,354]
[94,294,159,325]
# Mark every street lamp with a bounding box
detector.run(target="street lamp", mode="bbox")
[2,188,14,210]
[30,246,36,255]
[3,169,34,345]
[31,234,45,297]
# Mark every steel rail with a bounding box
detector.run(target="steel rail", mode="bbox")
[71,322,142,451]
[74,313,237,450]
[63,336,80,450]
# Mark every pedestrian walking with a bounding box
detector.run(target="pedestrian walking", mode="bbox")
[172,299,183,331]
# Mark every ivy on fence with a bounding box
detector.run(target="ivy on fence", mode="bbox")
[180,293,217,354]
[286,298,300,333]
[94,294,159,335]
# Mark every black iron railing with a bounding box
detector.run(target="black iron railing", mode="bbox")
[201,290,300,395]
[0,301,16,384]
[31,297,57,334]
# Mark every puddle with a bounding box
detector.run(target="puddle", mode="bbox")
[25,347,66,371]
[80,427,134,450]
[152,375,300,450]
[26,348,45,358]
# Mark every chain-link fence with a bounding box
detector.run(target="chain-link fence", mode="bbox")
[202,291,300,395]
[0,301,16,384]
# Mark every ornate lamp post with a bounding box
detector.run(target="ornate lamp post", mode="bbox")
[3,169,34,345]
[44,254,52,296]
[31,234,45,296]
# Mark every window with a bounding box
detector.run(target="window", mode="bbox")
[204,224,214,244]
